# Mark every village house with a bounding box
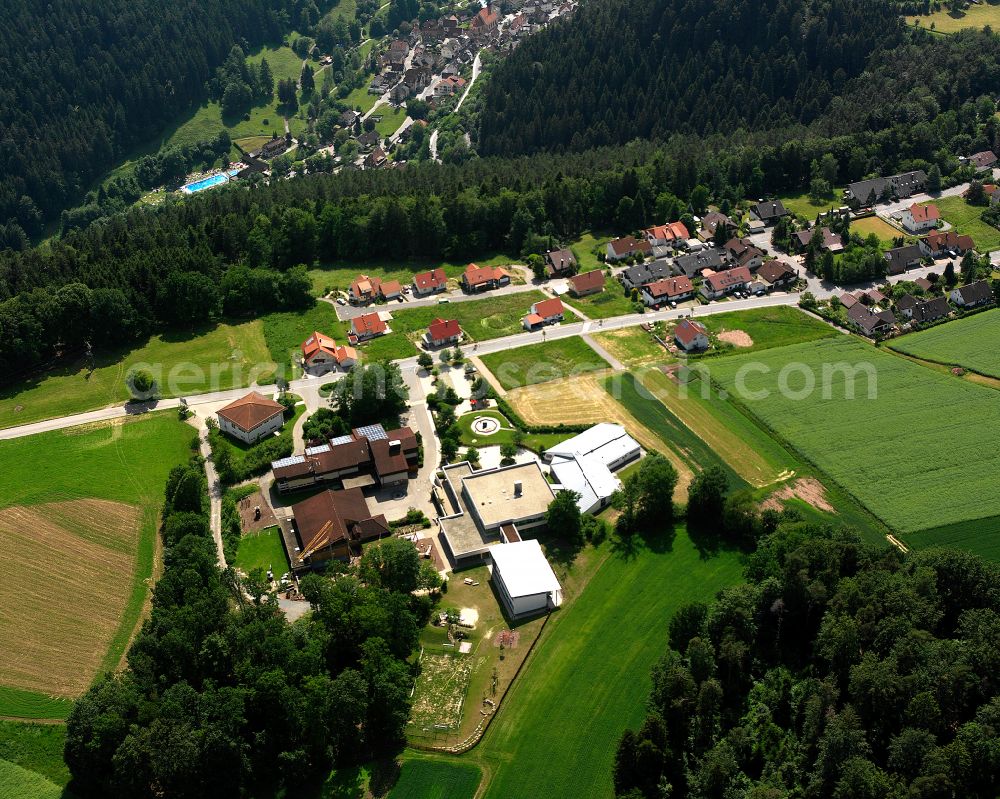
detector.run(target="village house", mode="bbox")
[364,145,388,171]
[413,267,448,295]
[605,235,652,262]
[846,170,927,207]
[435,75,467,96]
[673,248,733,279]
[883,243,924,275]
[462,263,511,292]
[216,391,285,445]
[723,237,764,271]
[919,230,975,258]
[301,331,357,372]
[756,260,798,290]
[950,279,994,308]
[351,312,388,341]
[698,212,737,242]
[749,199,788,226]
[288,488,390,569]
[640,276,694,307]
[350,274,380,304]
[915,277,934,292]
[965,150,997,172]
[621,259,673,290]
[674,319,709,351]
[357,129,380,150]
[700,265,753,300]
[643,221,689,248]
[567,269,605,297]
[847,304,896,336]
[378,279,402,301]
[792,227,843,253]
[901,203,940,234]
[898,295,951,324]
[470,3,500,37]
[522,297,564,330]
[837,291,859,309]
[424,318,462,348]
[273,424,419,494]
[544,248,577,277]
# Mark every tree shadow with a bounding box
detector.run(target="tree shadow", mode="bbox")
[686,518,750,561]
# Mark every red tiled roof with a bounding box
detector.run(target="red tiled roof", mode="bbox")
[414,268,448,291]
[608,236,652,257]
[524,313,544,326]
[351,274,381,299]
[428,318,461,341]
[379,279,402,296]
[302,330,337,361]
[352,312,387,336]
[924,230,975,251]
[292,488,388,559]
[909,203,940,224]
[568,269,605,293]
[532,297,564,318]
[464,263,509,286]
[644,276,693,298]
[674,319,708,346]
[704,266,752,292]
[217,391,284,432]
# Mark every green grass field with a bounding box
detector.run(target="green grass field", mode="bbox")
[592,327,670,368]
[0,413,197,714]
[262,303,340,377]
[470,529,743,799]
[0,759,64,799]
[454,409,571,453]
[480,338,608,390]
[372,104,408,137]
[341,84,380,113]
[567,231,613,272]
[696,305,838,354]
[0,722,70,789]
[706,336,1000,550]
[852,215,906,247]
[387,758,482,799]
[889,308,1000,377]
[235,526,291,575]
[561,279,637,320]
[778,190,843,219]
[0,688,71,722]
[922,195,1000,252]
[1,320,274,429]
[907,4,1000,33]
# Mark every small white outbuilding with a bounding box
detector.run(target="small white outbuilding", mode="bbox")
[488,539,563,619]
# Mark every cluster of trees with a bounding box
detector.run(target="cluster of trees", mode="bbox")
[0,0,329,236]
[329,362,409,427]
[209,46,276,116]
[614,524,1000,798]
[65,459,429,796]
[477,0,904,155]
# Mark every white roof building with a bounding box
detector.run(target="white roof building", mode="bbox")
[488,539,563,619]
[545,424,641,513]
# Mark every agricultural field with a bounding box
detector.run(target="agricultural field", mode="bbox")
[0,760,63,799]
[592,326,671,368]
[505,373,694,499]
[387,758,482,799]
[0,722,70,790]
[777,190,843,219]
[706,336,1000,552]
[889,308,1000,377]
[696,305,838,354]
[470,528,743,799]
[922,195,1000,252]
[852,215,906,247]
[1,319,273,428]
[234,526,290,576]
[561,279,638,319]
[907,4,1000,33]
[0,413,197,711]
[480,338,609,390]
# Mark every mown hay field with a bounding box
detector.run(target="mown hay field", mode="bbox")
[889,309,1000,378]
[706,336,1000,549]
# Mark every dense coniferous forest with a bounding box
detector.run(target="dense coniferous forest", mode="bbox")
[476,0,904,155]
[0,0,327,239]
[615,525,1000,798]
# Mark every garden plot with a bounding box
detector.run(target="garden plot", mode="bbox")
[410,651,473,732]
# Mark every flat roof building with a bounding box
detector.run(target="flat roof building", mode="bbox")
[489,539,563,619]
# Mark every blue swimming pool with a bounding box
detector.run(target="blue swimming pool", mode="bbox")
[181,173,230,193]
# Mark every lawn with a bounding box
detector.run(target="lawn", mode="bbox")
[469,529,743,799]
[0,759,63,799]
[0,413,197,710]
[387,758,482,799]
[889,308,1000,377]
[561,279,638,319]
[922,195,1000,252]
[1,319,274,428]
[778,190,843,219]
[695,305,838,355]
[480,338,609,390]
[341,84,380,114]
[851,215,906,247]
[235,526,290,575]
[907,4,1000,33]
[372,104,408,137]
[592,327,671,368]
[567,231,613,272]
[0,722,70,788]
[454,409,572,453]
[705,336,1000,551]
[262,303,340,378]
[0,688,71,722]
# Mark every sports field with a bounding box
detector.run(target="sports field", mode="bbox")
[0,319,274,428]
[480,338,609,390]
[706,336,1000,551]
[0,413,197,711]
[470,529,743,799]
[889,308,1000,377]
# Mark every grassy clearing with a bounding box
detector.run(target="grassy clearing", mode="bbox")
[0,759,63,799]
[1,320,273,428]
[372,104,408,137]
[342,84,380,114]
[778,190,843,219]
[923,195,1000,252]
[454,410,571,453]
[471,529,743,799]
[561,279,638,319]
[0,413,197,706]
[706,336,1000,548]
[907,4,1000,33]
[235,526,290,575]
[852,215,906,247]
[695,305,838,355]
[262,303,340,377]
[592,327,671,368]
[0,722,70,788]
[480,338,609,390]
[388,758,482,799]
[0,688,71,722]
[567,231,613,272]
[889,308,1000,378]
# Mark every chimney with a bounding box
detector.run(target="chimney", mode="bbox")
[514,481,523,498]
[389,440,401,455]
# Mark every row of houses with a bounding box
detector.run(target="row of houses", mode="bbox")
[838,279,993,337]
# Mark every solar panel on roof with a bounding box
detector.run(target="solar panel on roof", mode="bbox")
[271,454,305,469]
[355,424,387,441]
[305,444,331,455]
[329,434,354,446]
